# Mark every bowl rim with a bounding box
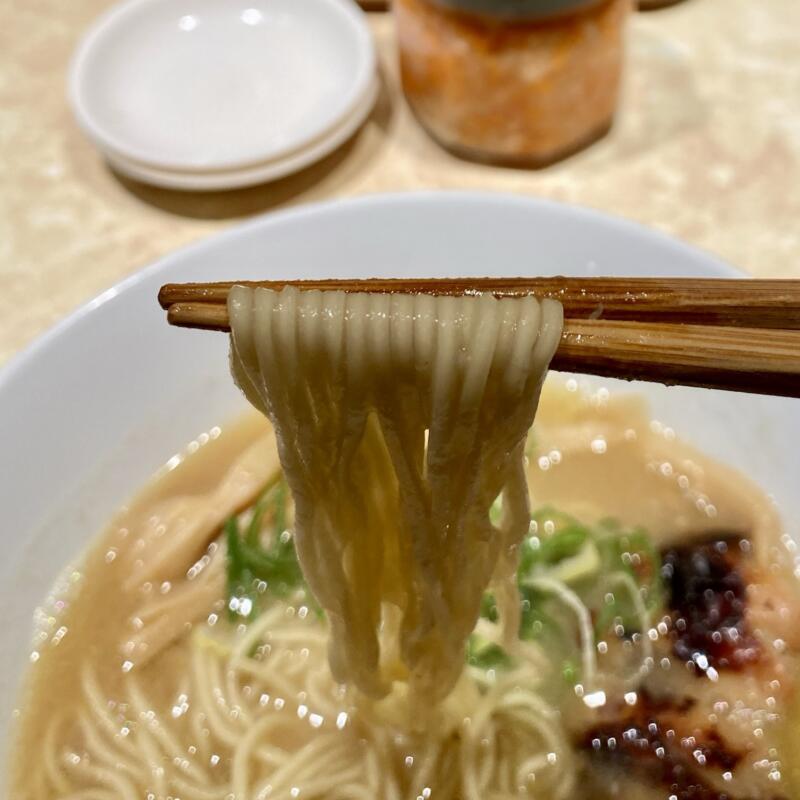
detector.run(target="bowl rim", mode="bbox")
[0,190,741,392]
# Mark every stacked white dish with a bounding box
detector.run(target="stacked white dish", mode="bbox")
[69,0,378,190]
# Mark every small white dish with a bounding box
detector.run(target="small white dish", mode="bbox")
[106,76,379,190]
[69,0,376,172]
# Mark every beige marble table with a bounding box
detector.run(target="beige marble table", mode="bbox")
[1,0,798,366]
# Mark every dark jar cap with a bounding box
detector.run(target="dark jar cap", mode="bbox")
[426,0,609,22]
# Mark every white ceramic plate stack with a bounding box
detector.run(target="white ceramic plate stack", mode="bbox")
[69,0,378,190]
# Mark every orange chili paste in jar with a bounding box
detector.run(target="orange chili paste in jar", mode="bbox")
[395,0,632,166]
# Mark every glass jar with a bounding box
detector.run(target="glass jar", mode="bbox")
[395,0,631,166]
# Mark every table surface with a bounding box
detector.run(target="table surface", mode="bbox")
[1,0,798,367]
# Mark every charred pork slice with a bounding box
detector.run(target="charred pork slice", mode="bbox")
[661,533,761,674]
[579,532,792,799]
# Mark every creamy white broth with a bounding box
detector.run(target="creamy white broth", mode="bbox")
[9,384,800,800]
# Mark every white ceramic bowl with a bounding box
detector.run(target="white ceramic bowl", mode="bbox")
[104,76,379,190]
[2,193,798,765]
[69,0,376,172]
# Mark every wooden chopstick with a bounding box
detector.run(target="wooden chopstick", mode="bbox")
[159,278,800,399]
[159,277,800,330]
[168,301,230,332]
[553,320,800,398]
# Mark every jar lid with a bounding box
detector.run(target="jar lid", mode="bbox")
[428,0,607,22]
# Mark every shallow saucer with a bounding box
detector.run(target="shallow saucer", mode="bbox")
[69,0,376,172]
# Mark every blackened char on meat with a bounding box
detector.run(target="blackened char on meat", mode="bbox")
[661,532,761,672]
[584,721,733,798]
[581,689,783,800]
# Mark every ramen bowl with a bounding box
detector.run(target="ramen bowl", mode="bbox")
[1,192,798,776]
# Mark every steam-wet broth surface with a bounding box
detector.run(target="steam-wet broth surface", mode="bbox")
[9,382,800,800]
